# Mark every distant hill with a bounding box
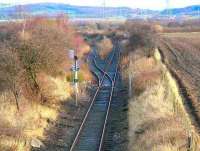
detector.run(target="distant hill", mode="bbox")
[162,5,200,16]
[0,3,199,20]
[0,3,13,8]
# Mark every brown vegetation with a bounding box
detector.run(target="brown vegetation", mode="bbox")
[158,32,200,131]
[0,16,91,150]
[120,20,200,150]
[123,48,200,151]
[162,19,200,33]
[96,37,113,59]
[124,21,157,57]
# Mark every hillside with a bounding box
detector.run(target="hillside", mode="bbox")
[161,5,200,16]
[0,3,157,19]
[1,3,199,20]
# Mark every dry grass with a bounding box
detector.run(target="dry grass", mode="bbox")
[0,73,75,150]
[127,49,200,151]
[37,73,72,101]
[96,37,113,59]
[0,98,54,150]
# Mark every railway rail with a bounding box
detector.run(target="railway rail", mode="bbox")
[69,42,121,151]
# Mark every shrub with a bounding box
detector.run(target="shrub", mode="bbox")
[96,37,113,59]
[0,45,23,110]
[125,21,157,57]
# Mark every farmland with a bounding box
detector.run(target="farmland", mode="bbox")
[158,32,200,129]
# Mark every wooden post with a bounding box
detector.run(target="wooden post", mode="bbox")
[74,56,79,106]
[129,57,132,98]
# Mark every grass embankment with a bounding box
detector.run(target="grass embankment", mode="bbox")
[122,48,200,151]
[0,17,92,150]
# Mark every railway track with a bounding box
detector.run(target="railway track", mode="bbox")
[69,42,121,151]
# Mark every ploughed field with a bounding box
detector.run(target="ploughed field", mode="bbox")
[158,32,200,129]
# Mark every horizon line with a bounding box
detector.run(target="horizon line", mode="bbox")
[0,2,200,11]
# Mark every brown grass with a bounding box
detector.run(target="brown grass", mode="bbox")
[133,117,188,151]
[0,93,57,150]
[127,49,200,151]
[130,57,161,96]
[96,37,113,59]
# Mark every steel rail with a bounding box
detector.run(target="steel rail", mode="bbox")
[93,59,113,85]
[91,70,101,86]
[98,46,121,151]
[69,46,117,151]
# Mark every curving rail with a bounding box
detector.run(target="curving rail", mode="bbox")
[98,50,120,151]
[69,43,119,151]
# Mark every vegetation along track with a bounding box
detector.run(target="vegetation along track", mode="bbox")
[69,41,127,151]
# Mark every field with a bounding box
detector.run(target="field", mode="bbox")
[158,32,200,129]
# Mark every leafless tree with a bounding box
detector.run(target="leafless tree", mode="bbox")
[0,44,23,110]
[0,16,77,103]
[125,21,156,57]
[15,17,71,101]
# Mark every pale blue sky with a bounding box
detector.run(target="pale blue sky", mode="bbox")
[1,0,200,10]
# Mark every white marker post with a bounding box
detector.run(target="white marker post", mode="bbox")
[69,49,75,59]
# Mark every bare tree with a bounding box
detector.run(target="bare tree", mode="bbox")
[0,16,77,103]
[126,21,156,57]
[16,17,70,101]
[0,45,23,110]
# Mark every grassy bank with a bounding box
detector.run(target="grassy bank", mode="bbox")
[122,48,200,151]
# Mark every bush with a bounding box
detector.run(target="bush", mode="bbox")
[0,16,90,104]
[125,21,157,57]
[96,37,113,59]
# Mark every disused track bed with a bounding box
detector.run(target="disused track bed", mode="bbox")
[158,38,200,132]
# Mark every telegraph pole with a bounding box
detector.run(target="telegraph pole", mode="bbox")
[103,0,106,19]
[66,0,70,17]
[166,0,171,19]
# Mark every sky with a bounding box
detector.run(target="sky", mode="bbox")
[1,0,200,10]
